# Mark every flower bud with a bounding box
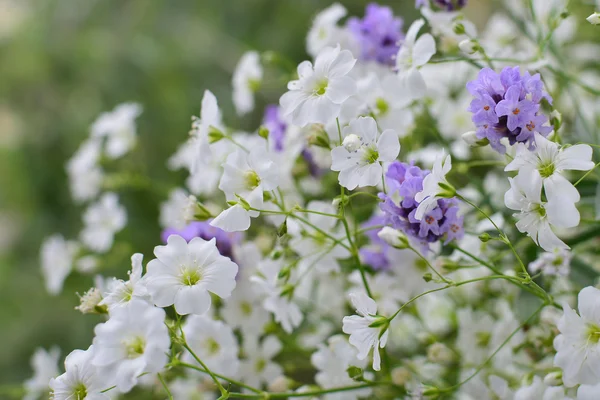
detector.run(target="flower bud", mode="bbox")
[459,39,478,55]
[550,110,562,131]
[207,125,225,144]
[268,376,291,393]
[587,12,600,25]
[342,134,362,152]
[377,227,409,249]
[391,367,411,386]
[258,125,269,139]
[453,22,465,35]
[543,371,563,386]
[427,342,454,364]
[461,131,489,147]
[478,233,491,242]
[346,366,364,381]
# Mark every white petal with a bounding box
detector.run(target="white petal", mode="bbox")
[174,286,211,315]
[377,130,400,162]
[326,76,357,104]
[412,34,436,67]
[546,195,580,228]
[349,292,377,316]
[557,144,595,171]
[210,205,251,232]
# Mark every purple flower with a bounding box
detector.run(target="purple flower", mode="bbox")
[263,104,287,152]
[416,0,467,11]
[359,215,391,271]
[377,161,464,250]
[467,66,553,153]
[161,221,241,260]
[347,3,404,66]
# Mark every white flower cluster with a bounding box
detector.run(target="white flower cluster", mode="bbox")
[29,1,600,400]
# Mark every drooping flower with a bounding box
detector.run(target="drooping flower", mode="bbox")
[342,292,389,371]
[280,45,356,127]
[395,19,436,99]
[504,172,578,251]
[554,286,600,386]
[415,152,454,220]
[347,3,404,66]
[40,234,78,296]
[91,103,142,159]
[24,347,60,400]
[80,192,127,253]
[211,146,279,232]
[92,299,170,393]
[467,67,553,153]
[145,234,238,315]
[330,116,400,190]
[50,346,111,400]
[192,90,225,172]
[233,51,263,115]
[505,132,594,202]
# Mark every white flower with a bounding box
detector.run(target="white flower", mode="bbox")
[92,299,169,393]
[395,19,436,99]
[280,45,356,127]
[221,282,270,335]
[311,335,371,400]
[529,248,572,276]
[330,116,400,190]
[65,138,103,203]
[40,234,78,295]
[193,90,224,172]
[211,147,279,232]
[504,171,579,251]
[377,226,408,248]
[233,51,263,115]
[24,347,60,400]
[237,335,283,390]
[414,152,452,220]
[159,188,199,230]
[306,3,348,57]
[587,12,600,25]
[459,39,478,55]
[505,133,594,203]
[342,292,389,371]
[145,234,238,315]
[50,346,111,400]
[182,315,240,376]
[100,253,148,311]
[169,375,217,400]
[554,286,600,387]
[91,103,142,159]
[251,259,303,333]
[80,193,127,253]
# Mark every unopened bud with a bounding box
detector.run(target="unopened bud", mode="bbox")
[377,227,409,249]
[391,367,411,386]
[268,376,291,393]
[346,366,364,381]
[459,39,478,55]
[550,110,562,131]
[543,371,563,386]
[461,131,489,147]
[342,134,362,152]
[479,233,492,242]
[453,22,465,35]
[258,125,270,139]
[438,181,456,198]
[587,12,600,25]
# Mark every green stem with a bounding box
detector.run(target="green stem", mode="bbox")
[181,342,228,396]
[158,373,173,399]
[408,246,452,284]
[574,161,600,187]
[228,383,377,399]
[177,361,263,394]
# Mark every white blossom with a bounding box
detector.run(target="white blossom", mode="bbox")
[40,234,78,295]
[91,103,142,159]
[233,51,263,115]
[50,346,111,400]
[24,347,60,400]
[415,152,453,220]
[395,19,436,99]
[80,193,127,253]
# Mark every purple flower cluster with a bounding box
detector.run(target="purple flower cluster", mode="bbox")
[415,0,467,10]
[467,67,553,153]
[378,161,464,249]
[347,3,404,66]
[161,221,241,260]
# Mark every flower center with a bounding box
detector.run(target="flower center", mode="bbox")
[244,170,261,190]
[483,105,490,111]
[71,382,88,399]
[124,336,146,359]
[476,331,491,347]
[240,301,253,316]
[535,204,547,218]
[512,107,520,115]
[538,162,555,178]
[314,79,328,96]
[181,268,202,286]
[525,120,536,131]
[375,97,389,115]
[247,78,261,92]
[587,323,600,344]
[363,146,379,164]
[425,216,435,224]
[255,358,267,372]
[205,338,221,355]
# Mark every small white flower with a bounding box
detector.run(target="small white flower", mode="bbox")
[80,193,127,253]
[414,152,453,220]
[24,347,60,400]
[92,299,170,393]
[459,39,478,55]
[554,286,600,387]
[193,90,225,172]
[40,234,78,295]
[342,292,389,371]
[311,335,371,400]
[237,335,283,390]
[91,103,142,159]
[330,116,400,190]
[182,315,240,376]
[50,346,111,400]
[280,45,356,127]
[505,133,594,203]
[169,375,218,400]
[395,19,436,99]
[159,188,199,230]
[306,3,348,57]
[211,147,279,232]
[505,172,579,251]
[75,287,105,314]
[587,12,600,25]
[221,282,270,335]
[377,226,408,248]
[145,234,238,315]
[233,51,263,115]
[529,248,572,276]
[65,138,103,203]
[100,253,148,311]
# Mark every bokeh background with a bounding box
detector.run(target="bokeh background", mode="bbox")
[0,0,584,395]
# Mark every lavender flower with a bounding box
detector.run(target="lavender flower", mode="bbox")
[263,104,287,152]
[416,0,467,10]
[161,221,241,260]
[467,67,553,153]
[359,215,391,271]
[347,3,404,66]
[378,161,464,249]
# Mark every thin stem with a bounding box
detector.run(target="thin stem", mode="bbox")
[408,246,452,284]
[181,342,228,396]
[177,361,263,394]
[574,161,600,187]
[228,383,376,399]
[158,373,173,400]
